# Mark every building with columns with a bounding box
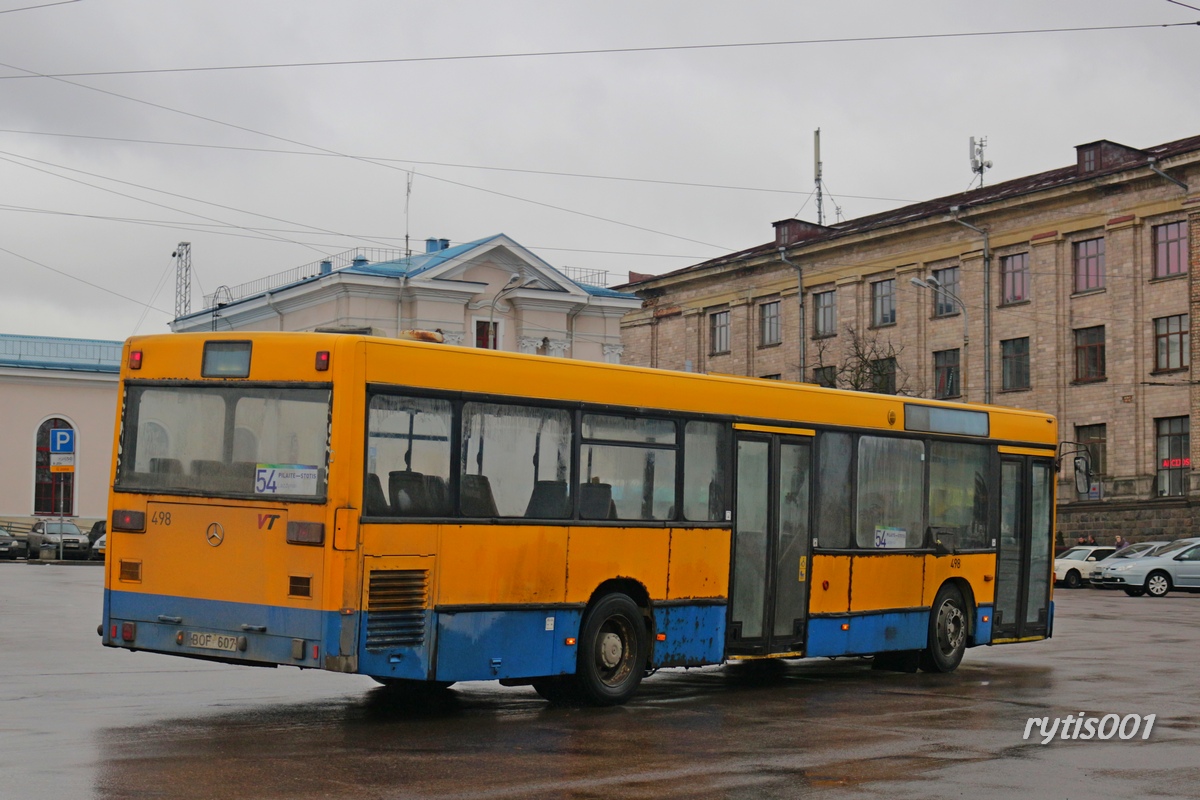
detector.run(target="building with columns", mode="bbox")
[620,134,1200,540]
[172,234,640,363]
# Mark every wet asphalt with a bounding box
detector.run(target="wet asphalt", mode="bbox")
[2,561,1197,800]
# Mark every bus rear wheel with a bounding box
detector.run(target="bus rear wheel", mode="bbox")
[919,584,967,673]
[573,593,648,706]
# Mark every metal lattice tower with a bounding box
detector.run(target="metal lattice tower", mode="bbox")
[173,242,192,318]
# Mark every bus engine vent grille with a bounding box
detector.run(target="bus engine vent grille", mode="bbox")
[366,570,427,651]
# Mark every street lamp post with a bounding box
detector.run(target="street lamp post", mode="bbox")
[487,273,524,350]
[911,275,969,401]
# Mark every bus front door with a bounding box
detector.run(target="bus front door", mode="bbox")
[993,457,1054,641]
[728,433,812,656]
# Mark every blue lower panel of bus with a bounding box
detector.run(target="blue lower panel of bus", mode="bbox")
[359,602,728,683]
[975,604,993,644]
[433,608,585,683]
[652,603,726,667]
[806,609,929,656]
[105,589,335,667]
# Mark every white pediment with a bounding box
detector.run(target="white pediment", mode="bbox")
[416,235,587,298]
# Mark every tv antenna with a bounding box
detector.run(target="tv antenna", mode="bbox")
[814,128,824,226]
[970,136,993,187]
[404,170,414,259]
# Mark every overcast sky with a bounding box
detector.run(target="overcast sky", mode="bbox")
[2,0,1199,341]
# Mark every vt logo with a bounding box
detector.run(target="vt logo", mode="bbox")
[258,513,282,530]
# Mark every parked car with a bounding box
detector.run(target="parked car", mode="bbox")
[87,520,106,546]
[1054,545,1117,588]
[90,533,106,561]
[1089,542,1168,587]
[27,520,90,560]
[0,529,24,560]
[1097,537,1200,597]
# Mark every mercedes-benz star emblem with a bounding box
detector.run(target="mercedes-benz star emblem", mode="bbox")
[205,522,225,547]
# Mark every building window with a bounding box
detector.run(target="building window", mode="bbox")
[34,418,74,516]
[1156,416,1189,497]
[1081,148,1096,173]
[1074,326,1105,382]
[813,365,837,388]
[869,357,897,394]
[1001,337,1031,390]
[871,279,896,326]
[1153,221,1188,278]
[760,374,781,380]
[709,309,730,355]
[931,267,960,317]
[933,349,960,399]
[1154,314,1190,372]
[1073,238,1105,292]
[1076,423,1107,476]
[475,320,498,349]
[1000,253,1030,303]
[759,300,781,346]
[814,290,836,337]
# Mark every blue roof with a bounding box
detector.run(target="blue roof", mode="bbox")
[0,333,122,374]
[345,234,507,279]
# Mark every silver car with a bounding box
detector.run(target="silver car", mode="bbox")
[1088,542,1168,587]
[27,520,90,560]
[1097,537,1200,597]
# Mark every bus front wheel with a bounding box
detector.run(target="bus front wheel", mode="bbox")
[574,593,648,706]
[920,584,967,673]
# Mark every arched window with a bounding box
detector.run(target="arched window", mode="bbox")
[35,418,74,516]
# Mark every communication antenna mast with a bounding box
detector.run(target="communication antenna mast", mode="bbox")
[172,242,192,318]
[970,136,993,188]
[404,171,414,259]
[814,128,824,226]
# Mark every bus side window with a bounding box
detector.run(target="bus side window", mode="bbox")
[367,394,452,518]
[815,432,853,548]
[460,403,571,518]
[683,421,730,522]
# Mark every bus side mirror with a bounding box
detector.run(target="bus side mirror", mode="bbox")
[1073,456,1091,495]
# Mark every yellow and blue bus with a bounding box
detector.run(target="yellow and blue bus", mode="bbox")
[101,332,1063,705]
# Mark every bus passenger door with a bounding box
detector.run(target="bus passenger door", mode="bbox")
[993,457,1054,640]
[728,433,812,655]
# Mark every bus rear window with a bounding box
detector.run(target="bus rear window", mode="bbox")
[116,384,331,500]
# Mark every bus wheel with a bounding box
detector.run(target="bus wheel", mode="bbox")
[575,593,648,706]
[919,585,967,673]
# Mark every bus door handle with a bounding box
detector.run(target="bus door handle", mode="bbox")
[157,615,183,624]
[241,624,268,633]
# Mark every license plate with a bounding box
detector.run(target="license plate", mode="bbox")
[187,631,239,652]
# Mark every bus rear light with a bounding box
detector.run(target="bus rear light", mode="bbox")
[286,521,324,545]
[121,622,137,642]
[110,624,118,639]
[312,644,319,660]
[129,350,143,370]
[119,560,142,583]
[112,509,145,532]
[315,351,330,371]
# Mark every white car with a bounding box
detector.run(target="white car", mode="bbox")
[90,533,106,561]
[1054,545,1117,589]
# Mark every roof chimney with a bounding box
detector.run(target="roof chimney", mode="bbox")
[319,260,332,275]
[351,255,369,268]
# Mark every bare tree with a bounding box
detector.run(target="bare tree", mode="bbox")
[808,325,914,395]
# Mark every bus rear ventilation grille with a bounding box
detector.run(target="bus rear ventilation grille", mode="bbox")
[366,570,427,651]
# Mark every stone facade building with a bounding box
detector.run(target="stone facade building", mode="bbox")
[621,135,1200,541]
